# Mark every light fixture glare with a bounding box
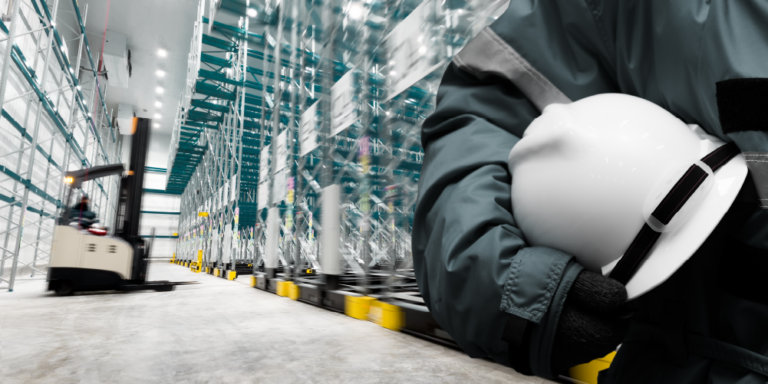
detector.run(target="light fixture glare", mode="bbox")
[348,4,363,20]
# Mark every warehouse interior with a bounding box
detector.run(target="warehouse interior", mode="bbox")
[0,0,603,383]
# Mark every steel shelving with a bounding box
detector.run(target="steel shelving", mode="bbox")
[0,0,121,291]
[169,0,507,295]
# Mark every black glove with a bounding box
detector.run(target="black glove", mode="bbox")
[551,270,632,373]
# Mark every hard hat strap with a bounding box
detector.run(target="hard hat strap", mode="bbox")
[609,142,741,285]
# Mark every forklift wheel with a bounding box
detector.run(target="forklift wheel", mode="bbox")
[55,280,75,296]
[155,285,175,292]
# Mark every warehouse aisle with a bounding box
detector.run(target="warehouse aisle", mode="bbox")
[0,263,552,384]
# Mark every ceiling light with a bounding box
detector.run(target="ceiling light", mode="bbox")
[153,123,160,129]
[246,8,257,17]
[156,87,164,94]
[154,113,161,119]
[157,49,167,57]
[155,101,162,108]
[156,70,165,78]
[348,4,363,20]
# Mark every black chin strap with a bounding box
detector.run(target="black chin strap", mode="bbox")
[609,142,742,285]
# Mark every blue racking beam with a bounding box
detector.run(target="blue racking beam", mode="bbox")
[144,189,182,195]
[0,192,55,217]
[168,15,310,195]
[0,164,61,206]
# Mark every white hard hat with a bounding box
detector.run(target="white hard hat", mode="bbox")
[508,94,748,300]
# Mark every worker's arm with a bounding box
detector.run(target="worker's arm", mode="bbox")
[413,0,623,378]
[413,61,580,373]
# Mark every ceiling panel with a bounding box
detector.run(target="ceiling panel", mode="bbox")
[65,0,200,140]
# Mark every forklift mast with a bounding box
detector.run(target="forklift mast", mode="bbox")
[114,118,151,282]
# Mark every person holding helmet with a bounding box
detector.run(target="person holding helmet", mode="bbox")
[413,1,768,382]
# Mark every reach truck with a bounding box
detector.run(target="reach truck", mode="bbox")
[48,118,193,295]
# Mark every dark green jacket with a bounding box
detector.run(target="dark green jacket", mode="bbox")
[413,1,768,382]
[70,203,97,227]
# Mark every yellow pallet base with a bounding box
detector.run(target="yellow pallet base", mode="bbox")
[250,275,257,287]
[227,271,237,280]
[213,268,220,277]
[568,351,616,384]
[288,283,300,300]
[368,300,404,331]
[345,296,376,320]
[276,281,292,297]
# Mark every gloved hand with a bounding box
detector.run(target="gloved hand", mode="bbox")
[551,270,632,373]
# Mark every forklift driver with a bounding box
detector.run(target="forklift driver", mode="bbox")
[70,194,98,229]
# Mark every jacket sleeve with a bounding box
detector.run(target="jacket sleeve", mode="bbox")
[412,0,619,377]
[412,61,580,375]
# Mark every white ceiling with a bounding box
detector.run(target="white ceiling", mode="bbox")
[59,0,200,141]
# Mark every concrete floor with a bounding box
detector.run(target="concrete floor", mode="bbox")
[0,263,554,384]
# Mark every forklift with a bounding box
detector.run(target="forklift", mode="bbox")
[48,118,193,295]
